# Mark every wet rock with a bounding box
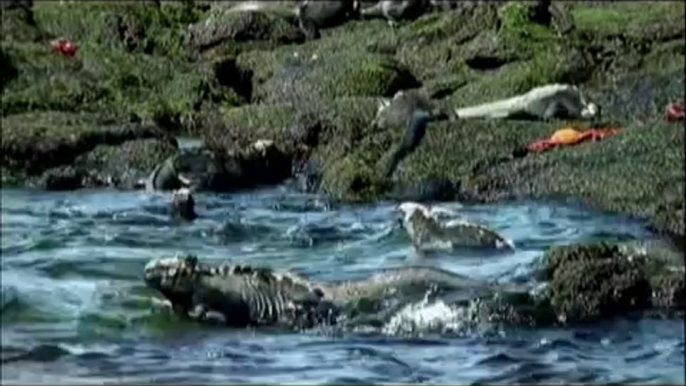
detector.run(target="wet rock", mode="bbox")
[498,1,575,36]
[76,138,178,189]
[1,111,181,191]
[35,166,87,191]
[538,242,684,324]
[1,112,174,178]
[147,140,294,193]
[31,138,177,191]
[318,59,683,239]
[388,178,461,202]
[473,290,557,328]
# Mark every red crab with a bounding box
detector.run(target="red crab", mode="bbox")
[665,100,685,122]
[528,127,620,153]
[50,38,78,57]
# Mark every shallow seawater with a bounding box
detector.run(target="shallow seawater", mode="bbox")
[1,187,684,384]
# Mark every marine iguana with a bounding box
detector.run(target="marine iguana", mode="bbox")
[383,109,431,179]
[372,89,447,178]
[171,188,197,221]
[144,254,500,329]
[397,201,515,252]
[454,83,599,121]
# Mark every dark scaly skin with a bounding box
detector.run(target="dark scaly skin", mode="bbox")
[144,254,334,328]
[384,109,430,179]
[144,254,501,329]
[404,207,513,251]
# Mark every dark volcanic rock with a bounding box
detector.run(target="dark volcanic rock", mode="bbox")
[1,112,174,176]
[1,112,178,189]
[538,242,685,324]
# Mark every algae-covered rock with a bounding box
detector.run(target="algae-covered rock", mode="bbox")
[168,142,293,192]
[75,138,178,189]
[253,50,420,104]
[188,6,305,56]
[29,138,176,191]
[0,0,41,43]
[1,111,174,177]
[538,242,684,324]
[1,2,215,124]
[314,8,684,236]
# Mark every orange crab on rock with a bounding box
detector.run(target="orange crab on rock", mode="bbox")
[527,127,620,153]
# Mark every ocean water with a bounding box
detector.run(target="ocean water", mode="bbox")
[1,186,684,384]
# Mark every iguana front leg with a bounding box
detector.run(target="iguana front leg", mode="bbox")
[187,303,207,320]
[187,303,228,325]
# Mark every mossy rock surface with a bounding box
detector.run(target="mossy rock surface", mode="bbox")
[1,111,173,176]
[538,242,684,324]
[74,138,178,189]
[188,6,305,57]
[1,1,218,128]
[245,49,420,105]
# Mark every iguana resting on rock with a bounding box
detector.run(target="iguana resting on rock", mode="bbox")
[397,201,515,253]
[454,83,599,121]
[144,254,503,329]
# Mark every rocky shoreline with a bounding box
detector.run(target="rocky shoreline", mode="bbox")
[1,1,684,325]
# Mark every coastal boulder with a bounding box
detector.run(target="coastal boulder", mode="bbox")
[538,242,685,324]
[1,111,176,186]
[73,138,178,190]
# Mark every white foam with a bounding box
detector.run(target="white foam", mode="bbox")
[382,298,480,336]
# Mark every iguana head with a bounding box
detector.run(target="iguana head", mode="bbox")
[144,254,202,307]
[144,254,329,326]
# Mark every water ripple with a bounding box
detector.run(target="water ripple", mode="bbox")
[0,187,683,384]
